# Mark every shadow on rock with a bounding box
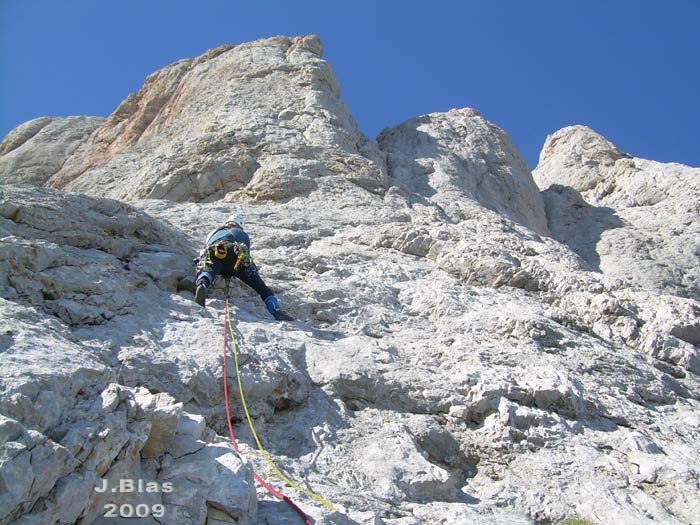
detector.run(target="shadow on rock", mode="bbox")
[541,184,626,272]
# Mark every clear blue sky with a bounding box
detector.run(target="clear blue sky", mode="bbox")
[1,0,698,169]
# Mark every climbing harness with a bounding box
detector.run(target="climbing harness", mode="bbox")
[221,280,335,524]
[195,241,254,280]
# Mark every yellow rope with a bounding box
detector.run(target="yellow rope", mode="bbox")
[225,289,335,511]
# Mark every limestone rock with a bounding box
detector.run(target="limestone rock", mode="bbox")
[534,125,700,298]
[0,186,257,525]
[41,35,387,203]
[159,441,256,525]
[534,125,632,197]
[378,107,549,235]
[355,421,454,502]
[0,116,104,186]
[140,394,183,458]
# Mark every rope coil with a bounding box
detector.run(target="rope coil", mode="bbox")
[221,280,334,525]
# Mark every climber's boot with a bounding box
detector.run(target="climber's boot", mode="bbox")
[265,295,294,321]
[273,309,295,321]
[195,278,210,307]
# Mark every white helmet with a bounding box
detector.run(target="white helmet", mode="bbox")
[225,214,245,228]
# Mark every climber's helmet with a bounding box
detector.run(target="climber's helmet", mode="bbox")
[225,214,245,229]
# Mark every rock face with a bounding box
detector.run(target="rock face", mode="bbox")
[534,125,700,298]
[378,108,549,235]
[2,35,700,525]
[40,35,386,203]
[0,186,256,525]
[0,116,105,186]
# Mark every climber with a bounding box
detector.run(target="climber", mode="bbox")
[193,214,294,321]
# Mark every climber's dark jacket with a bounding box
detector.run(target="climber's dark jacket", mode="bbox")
[196,226,273,303]
[205,226,251,249]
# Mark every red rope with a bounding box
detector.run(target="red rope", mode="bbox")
[222,293,313,525]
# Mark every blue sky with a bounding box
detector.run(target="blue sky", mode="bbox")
[1,0,698,169]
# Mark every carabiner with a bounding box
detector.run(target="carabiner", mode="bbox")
[214,243,228,259]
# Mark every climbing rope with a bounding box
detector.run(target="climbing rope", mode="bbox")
[221,280,335,525]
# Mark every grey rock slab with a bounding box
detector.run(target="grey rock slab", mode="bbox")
[534,125,700,298]
[0,116,104,186]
